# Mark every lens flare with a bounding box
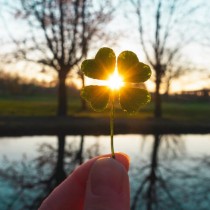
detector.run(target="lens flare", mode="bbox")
[107,70,124,90]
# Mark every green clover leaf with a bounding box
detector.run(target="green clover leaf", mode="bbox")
[81,47,116,80]
[117,51,151,83]
[81,85,110,112]
[81,48,151,113]
[119,87,151,113]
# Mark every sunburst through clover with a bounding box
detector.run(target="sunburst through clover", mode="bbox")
[106,69,124,90]
[81,47,151,158]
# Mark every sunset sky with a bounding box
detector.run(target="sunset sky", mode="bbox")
[0,0,210,93]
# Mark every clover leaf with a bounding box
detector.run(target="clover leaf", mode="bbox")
[81,48,151,113]
[80,47,151,158]
[119,87,151,113]
[81,48,116,80]
[81,85,110,112]
[117,51,151,82]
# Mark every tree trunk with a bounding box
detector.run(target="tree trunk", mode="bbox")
[80,73,87,111]
[154,75,162,119]
[146,134,161,210]
[57,71,67,116]
[164,82,169,96]
[55,134,66,185]
[75,135,84,165]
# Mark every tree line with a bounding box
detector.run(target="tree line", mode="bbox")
[0,0,207,118]
[0,71,79,96]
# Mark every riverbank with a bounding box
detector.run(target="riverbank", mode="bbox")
[0,116,209,136]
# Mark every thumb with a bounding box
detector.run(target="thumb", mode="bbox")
[84,157,130,210]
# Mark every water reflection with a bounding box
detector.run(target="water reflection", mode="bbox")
[0,135,100,210]
[131,134,210,210]
[131,134,185,210]
[0,134,210,210]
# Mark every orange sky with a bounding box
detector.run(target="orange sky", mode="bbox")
[1,0,210,93]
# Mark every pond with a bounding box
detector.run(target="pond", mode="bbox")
[0,134,210,210]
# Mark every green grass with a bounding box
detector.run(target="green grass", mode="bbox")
[162,102,210,122]
[0,96,55,116]
[0,95,81,116]
[0,95,209,123]
[70,99,210,123]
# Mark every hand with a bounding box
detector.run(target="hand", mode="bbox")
[39,153,130,210]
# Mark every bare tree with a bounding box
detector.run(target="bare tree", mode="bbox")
[131,134,210,210]
[2,0,114,116]
[130,0,202,118]
[0,135,100,210]
[131,134,185,210]
[163,64,185,96]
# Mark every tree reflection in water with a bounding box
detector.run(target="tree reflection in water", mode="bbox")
[0,135,210,210]
[131,134,210,210]
[0,135,100,210]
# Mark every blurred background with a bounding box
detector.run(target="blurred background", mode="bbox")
[0,0,210,209]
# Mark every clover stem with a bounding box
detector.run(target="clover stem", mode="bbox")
[110,91,115,159]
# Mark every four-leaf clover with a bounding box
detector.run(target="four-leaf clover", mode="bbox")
[81,47,151,158]
[81,47,151,113]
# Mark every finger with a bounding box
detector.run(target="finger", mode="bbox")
[39,153,129,210]
[84,157,130,210]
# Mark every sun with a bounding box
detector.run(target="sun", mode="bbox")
[107,70,124,90]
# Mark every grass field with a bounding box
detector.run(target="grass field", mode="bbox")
[0,95,209,123]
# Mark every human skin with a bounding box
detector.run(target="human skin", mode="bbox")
[39,152,130,210]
